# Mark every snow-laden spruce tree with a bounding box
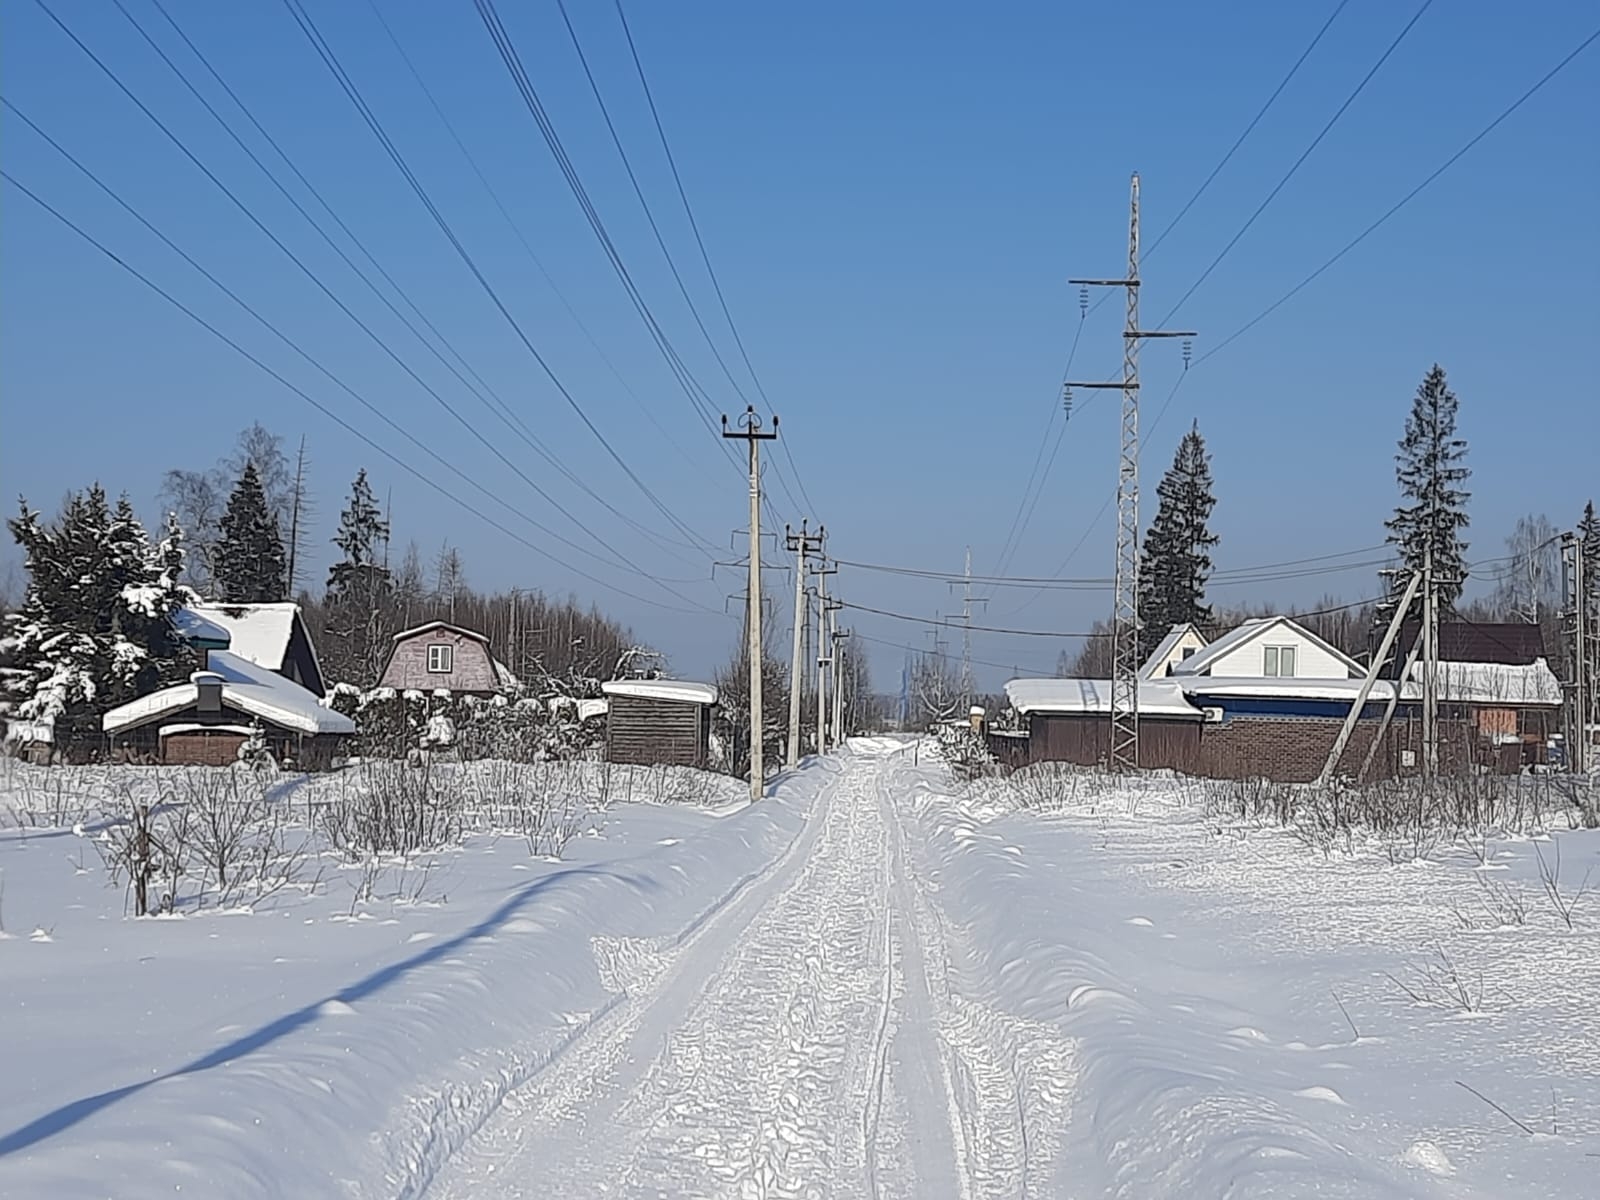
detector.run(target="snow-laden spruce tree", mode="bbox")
[1384,364,1471,611]
[321,469,392,687]
[3,487,191,749]
[1138,421,1219,661]
[214,462,286,604]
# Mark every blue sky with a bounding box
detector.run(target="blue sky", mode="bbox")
[2,0,1596,687]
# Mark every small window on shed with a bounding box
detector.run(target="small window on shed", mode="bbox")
[1181,646,1197,660]
[427,644,453,673]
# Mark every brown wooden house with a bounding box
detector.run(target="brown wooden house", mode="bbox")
[378,621,517,696]
[600,679,718,768]
[102,653,355,768]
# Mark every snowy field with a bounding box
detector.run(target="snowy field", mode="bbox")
[1,744,1596,1197]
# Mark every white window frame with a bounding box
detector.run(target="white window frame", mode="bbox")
[1263,645,1297,677]
[426,644,453,674]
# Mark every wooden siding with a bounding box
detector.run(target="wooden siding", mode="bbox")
[1204,627,1353,680]
[1029,714,1204,772]
[108,702,345,770]
[605,693,710,767]
[380,628,501,693]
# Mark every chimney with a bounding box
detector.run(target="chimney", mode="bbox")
[192,671,224,714]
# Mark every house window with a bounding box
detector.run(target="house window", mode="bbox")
[1263,645,1297,677]
[1181,646,1197,660]
[427,644,453,674]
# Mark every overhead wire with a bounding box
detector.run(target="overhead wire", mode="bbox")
[25,0,719,596]
[118,0,707,564]
[549,0,808,527]
[1,168,724,618]
[277,0,720,556]
[356,0,708,479]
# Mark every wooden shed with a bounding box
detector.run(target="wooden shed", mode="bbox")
[600,679,718,768]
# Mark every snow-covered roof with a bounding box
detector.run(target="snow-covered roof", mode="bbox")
[102,651,355,737]
[171,607,233,649]
[577,698,608,722]
[601,678,718,706]
[1004,678,1205,719]
[184,604,301,672]
[1408,658,1563,707]
[1138,622,1207,680]
[1171,615,1361,678]
[1179,676,1415,703]
[391,620,490,645]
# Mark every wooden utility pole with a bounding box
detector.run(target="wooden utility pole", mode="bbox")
[1067,173,1195,771]
[785,521,824,767]
[813,558,837,753]
[723,407,778,800]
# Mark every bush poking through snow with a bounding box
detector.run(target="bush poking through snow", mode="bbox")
[321,759,462,859]
[1386,945,1487,1013]
[1532,841,1592,929]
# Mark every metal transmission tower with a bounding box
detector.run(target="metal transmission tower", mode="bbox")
[1067,173,1195,771]
[722,406,778,800]
[950,547,988,711]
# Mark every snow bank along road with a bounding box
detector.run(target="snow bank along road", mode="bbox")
[428,739,1072,1199]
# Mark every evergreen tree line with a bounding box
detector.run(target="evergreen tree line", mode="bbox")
[1065,364,1598,684]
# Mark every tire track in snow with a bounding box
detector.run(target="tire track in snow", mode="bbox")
[423,747,1070,1199]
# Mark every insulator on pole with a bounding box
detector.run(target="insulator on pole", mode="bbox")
[1182,338,1193,370]
[1078,285,1089,316]
[1062,384,1073,421]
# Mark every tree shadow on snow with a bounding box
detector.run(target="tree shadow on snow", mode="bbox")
[0,863,650,1157]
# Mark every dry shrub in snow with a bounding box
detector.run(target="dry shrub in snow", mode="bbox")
[92,767,310,915]
[0,760,108,829]
[462,759,592,858]
[320,759,463,859]
[999,762,1128,813]
[1386,945,1488,1013]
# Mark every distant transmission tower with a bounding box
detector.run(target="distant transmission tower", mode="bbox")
[1067,173,1195,770]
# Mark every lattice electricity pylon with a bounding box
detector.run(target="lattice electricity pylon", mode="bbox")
[1068,173,1195,771]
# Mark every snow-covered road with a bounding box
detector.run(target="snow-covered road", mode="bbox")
[428,741,1062,1199]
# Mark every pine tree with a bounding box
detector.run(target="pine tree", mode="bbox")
[3,487,189,750]
[322,469,392,687]
[1137,422,1219,661]
[1384,364,1470,610]
[214,462,287,603]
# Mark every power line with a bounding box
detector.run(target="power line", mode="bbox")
[612,0,816,514]
[1181,22,1600,374]
[357,0,708,480]
[1144,0,1353,260]
[1,168,724,618]
[277,0,719,556]
[118,0,705,564]
[1158,0,1436,324]
[832,545,1388,587]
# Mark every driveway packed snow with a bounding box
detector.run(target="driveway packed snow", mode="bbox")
[2,743,1596,1197]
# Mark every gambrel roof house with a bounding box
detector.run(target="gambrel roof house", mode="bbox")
[378,621,519,696]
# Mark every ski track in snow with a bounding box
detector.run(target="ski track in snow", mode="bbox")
[425,746,1067,1200]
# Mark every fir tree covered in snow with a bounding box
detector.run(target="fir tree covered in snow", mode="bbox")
[322,469,392,687]
[3,486,191,747]
[214,462,286,603]
[1137,422,1219,661]
[1384,364,1470,610]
